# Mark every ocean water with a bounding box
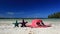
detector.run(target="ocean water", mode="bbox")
[0,18,60,25]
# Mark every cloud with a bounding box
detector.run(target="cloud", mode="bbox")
[0,12,25,18]
[7,12,24,15]
[7,12,14,15]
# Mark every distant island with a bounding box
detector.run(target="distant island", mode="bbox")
[48,12,60,18]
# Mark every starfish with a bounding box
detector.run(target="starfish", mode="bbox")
[20,19,28,27]
[13,20,19,27]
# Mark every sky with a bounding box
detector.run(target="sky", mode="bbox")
[0,0,60,18]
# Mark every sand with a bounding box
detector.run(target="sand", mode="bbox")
[0,24,60,34]
[0,19,60,34]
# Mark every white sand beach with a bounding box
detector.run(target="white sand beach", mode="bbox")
[0,24,60,34]
[0,19,60,34]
